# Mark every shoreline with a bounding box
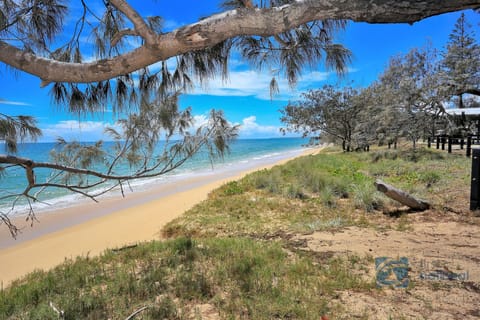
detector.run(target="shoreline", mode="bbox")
[0,147,319,287]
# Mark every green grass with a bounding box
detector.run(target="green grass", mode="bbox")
[165,147,469,238]
[0,238,373,319]
[1,146,471,319]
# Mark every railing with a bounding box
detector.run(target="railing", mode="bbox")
[428,135,479,211]
[428,134,480,157]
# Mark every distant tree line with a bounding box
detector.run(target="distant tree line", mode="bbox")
[281,13,480,150]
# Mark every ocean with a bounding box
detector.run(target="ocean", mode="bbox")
[0,138,309,216]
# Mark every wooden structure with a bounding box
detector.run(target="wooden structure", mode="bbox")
[425,108,480,211]
[428,134,479,157]
[428,108,480,157]
[471,149,480,210]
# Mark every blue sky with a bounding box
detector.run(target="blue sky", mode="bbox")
[0,2,478,142]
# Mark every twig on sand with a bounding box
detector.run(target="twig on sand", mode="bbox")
[125,306,149,320]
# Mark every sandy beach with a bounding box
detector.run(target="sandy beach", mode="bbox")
[0,148,317,287]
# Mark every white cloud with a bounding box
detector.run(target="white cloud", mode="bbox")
[190,69,332,100]
[297,71,332,87]
[192,114,209,128]
[41,120,117,142]
[236,116,285,138]
[0,99,31,106]
[191,113,293,139]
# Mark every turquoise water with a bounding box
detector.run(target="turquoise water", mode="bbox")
[0,138,308,215]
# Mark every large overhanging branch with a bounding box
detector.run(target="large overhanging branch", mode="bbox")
[110,0,157,45]
[0,0,479,85]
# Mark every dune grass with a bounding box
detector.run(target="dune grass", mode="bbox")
[164,147,469,238]
[1,237,373,319]
[0,146,471,319]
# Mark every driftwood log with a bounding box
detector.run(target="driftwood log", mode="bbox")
[374,180,430,211]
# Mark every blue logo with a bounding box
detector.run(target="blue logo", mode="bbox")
[375,257,409,288]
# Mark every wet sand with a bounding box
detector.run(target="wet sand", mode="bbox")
[0,148,318,287]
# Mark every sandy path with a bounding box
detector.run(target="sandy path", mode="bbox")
[293,214,480,319]
[0,148,317,287]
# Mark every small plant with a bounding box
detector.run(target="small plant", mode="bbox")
[147,296,179,319]
[396,214,413,232]
[320,186,336,207]
[284,184,308,199]
[419,171,441,185]
[222,180,244,195]
[351,180,383,212]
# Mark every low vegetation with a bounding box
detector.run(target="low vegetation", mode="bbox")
[164,146,469,238]
[1,237,373,319]
[0,146,473,319]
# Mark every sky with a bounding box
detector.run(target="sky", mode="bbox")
[0,2,478,142]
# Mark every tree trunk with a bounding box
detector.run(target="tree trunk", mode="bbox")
[374,180,430,211]
[0,0,478,85]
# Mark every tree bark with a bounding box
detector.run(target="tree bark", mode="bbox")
[0,0,478,85]
[374,179,430,210]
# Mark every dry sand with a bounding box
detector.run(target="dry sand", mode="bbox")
[291,213,480,319]
[0,148,318,287]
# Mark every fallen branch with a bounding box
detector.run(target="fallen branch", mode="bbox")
[125,306,149,320]
[111,244,138,253]
[374,179,430,211]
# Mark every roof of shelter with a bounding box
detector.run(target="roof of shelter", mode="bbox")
[445,108,480,116]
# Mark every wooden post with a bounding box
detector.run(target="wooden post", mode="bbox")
[467,136,472,157]
[436,136,440,149]
[427,137,431,148]
[441,136,446,150]
[448,136,452,153]
[461,138,464,150]
[470,149,480,210]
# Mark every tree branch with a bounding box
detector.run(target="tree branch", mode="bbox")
[0,0,478,85]
[458,88,480,96]
[109,0,157,45]
[111,28,139,47]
